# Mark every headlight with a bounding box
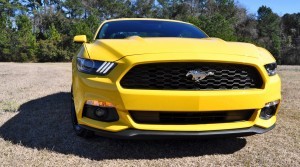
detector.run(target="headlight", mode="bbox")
[76,57,117,75]
[264,62,277,76]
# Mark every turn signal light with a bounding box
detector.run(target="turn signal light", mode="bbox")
[85,100,114,107]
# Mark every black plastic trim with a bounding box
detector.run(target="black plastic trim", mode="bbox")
[82,105,119,122]
[79,124,275,139]
[120,62,264,90]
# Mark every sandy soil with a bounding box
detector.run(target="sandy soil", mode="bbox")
[0,63,299,166]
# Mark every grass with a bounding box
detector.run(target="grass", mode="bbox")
[0,101,19,112]
[0,63,299,166]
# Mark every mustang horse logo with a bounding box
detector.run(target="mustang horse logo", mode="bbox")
[186,70,214,82]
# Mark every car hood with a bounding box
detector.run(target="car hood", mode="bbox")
[86,37,260,61]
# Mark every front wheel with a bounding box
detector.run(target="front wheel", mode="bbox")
[71,90,94,138]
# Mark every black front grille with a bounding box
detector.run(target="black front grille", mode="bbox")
[120,62,263,90]
[130,110,255,124]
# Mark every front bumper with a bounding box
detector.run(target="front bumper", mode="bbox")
[80,124,275,139]
[72,53,281,135]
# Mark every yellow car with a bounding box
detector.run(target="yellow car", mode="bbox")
[71,18,281,139]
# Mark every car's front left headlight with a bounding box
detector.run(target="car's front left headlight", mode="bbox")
[264,62,277,76]
[77,57,117,76]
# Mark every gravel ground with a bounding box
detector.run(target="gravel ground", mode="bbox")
[0,63,299,166]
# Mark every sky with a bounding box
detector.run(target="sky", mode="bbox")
[236,0,300,16]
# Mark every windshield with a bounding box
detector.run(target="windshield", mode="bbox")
[96,20,208,39]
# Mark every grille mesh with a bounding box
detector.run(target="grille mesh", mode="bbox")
[120,62,263,90]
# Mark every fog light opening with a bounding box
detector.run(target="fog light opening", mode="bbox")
[260,100,280,120]
[83,100,119,122]
[94,108,107,118]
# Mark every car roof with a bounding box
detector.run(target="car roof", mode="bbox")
[101,18,192,25]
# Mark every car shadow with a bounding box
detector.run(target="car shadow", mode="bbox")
[0,92,246,160]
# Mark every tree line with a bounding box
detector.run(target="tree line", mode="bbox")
[0,0,299,64]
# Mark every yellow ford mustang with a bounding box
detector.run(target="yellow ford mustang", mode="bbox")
[71,18,281,139]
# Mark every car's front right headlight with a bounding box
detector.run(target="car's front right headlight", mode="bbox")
[77,57,117,76]
[264,62,277,76]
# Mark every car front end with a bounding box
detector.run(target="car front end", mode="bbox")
[71,19,281,139]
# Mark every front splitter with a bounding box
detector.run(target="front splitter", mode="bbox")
[79,124,275,139]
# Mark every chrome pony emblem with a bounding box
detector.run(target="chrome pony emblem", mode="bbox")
[186,70,214,82]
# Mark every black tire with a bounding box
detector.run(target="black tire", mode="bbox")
[71,88,94,138]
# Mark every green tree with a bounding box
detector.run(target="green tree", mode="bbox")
[281,13,300,46]
[132,0,155,17]
[0,0,22,61]
[13,15,36,62]
[281,13,300,64]
[235,13,258,43]
[257,6,281,61]
[1,0,299,64]
[188,13,237,41]
[0,14,13,61]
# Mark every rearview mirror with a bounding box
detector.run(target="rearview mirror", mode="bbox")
[73,35,87,43]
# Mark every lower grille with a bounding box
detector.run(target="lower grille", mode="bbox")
[120,62,263,90]
[130,110,255,124]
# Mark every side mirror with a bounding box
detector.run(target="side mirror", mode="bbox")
[73,35,87,43]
